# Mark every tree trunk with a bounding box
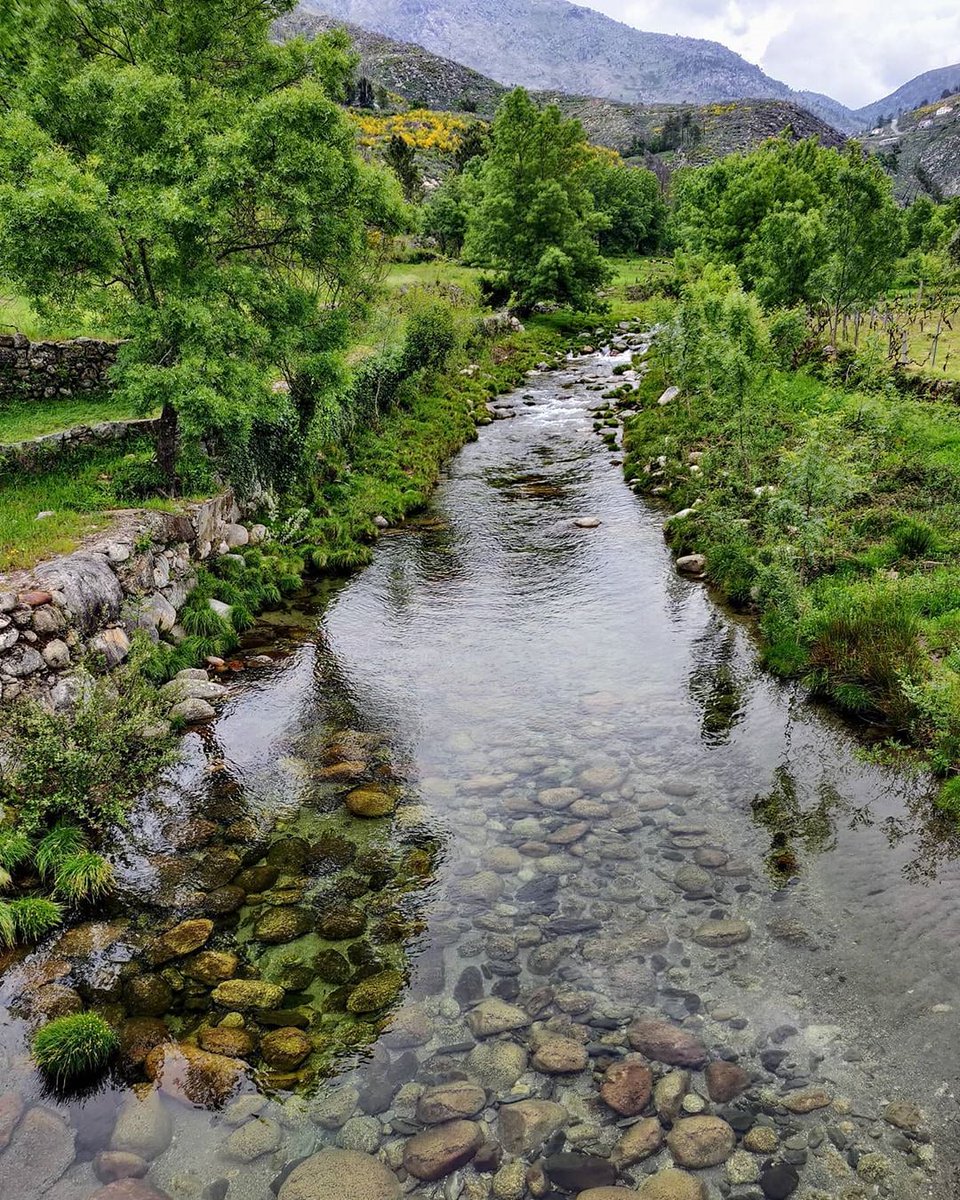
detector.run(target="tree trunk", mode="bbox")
[155,401,179,496]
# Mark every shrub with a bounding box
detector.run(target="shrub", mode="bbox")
[892,518,939,561]
[32,1012,118,1085]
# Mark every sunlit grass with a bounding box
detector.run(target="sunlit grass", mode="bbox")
[0,394,151,444]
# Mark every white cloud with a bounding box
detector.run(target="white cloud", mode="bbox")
[576,0,960,107]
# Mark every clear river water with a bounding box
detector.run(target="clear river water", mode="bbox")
[1,336,959,1200]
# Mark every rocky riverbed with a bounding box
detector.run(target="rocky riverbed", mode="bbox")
[0,335,956,1200]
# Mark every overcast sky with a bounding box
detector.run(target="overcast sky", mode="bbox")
[578,0,960,107]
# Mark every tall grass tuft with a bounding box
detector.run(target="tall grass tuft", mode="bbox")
[32,1012,118,1085]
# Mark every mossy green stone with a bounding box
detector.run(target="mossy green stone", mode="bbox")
[346,969,405,1014]
[346,787,397,818]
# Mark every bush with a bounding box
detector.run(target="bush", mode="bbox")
[892,518,939,560]
[32,1012,118,1084]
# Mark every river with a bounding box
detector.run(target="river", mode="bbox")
[0,336,958,1200]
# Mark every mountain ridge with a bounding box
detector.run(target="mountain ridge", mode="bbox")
[296,0,863,132]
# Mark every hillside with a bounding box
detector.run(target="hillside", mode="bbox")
[856,64,960,129]
[277,11,506,113]
[295,0,855,130]
[278,11,845,169]
[863,94,960,201]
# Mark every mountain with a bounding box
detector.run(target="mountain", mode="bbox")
[295,0,858,131]
[278,10,507,113]
[856,65,960,130]
[862,93,960,201]
[277,11,845,166]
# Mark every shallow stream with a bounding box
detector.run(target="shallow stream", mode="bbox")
[2,337,960,1200]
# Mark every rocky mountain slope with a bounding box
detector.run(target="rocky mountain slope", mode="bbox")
[862,94,960,201]
[856,64,960,129]
[295,0,859,131]
[277,11,845,166]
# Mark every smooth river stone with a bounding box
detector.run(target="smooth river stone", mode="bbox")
[628,1019,707,1067]
[402,1120,484,1181]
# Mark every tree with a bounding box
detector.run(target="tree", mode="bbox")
[464,88,609,311]
[423,173,474,256]
[672,137,899,320]
[384,133,422,203]
[584,154,665,255]
[0,0,404,493]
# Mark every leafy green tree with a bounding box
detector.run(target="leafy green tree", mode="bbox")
[0,0,405,492]
[584,155,666,256]
[423,173,474,256]
[464,88,609,311]
[672,138,900,321]
[384,133,422,203]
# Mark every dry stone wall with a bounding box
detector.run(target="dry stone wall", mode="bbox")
[0,335,118,403]
[0,491,262,709]
[0,417,159,474]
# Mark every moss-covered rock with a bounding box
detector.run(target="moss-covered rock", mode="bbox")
[123,974,173,1017]
[233,865,280,893]
[148,918,214,965]
[346,970,405,1014]
[260,1026,312,1070]
[317,903,367,940]
[254,905,312,944]
[182,951,239,986]
[198,1025,258,1058]
[314,949,353,984]
[211,978,286,1010]
[312,833,357,868]
[267,838,311,872]
[346,786,397,818]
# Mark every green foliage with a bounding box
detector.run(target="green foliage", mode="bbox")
[35,824,86,879]
[464,88,610,312]
[384,133,422,203]
[0,667,172,835]
[672,138,900,322]
[0,0,407,493]
[32,1012,118,1085]
[9,897,63,943]
[584,157,666,256]
[53,852,114,903]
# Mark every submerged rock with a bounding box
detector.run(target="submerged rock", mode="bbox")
[628,1018,706,1067]
[144,1042,246,1107]
[110,1092,173,1161]
[260,1027,312,1070]
[499,1100,568,1156]
[666,1116,736,1168]
[402,1119,484,1181]
[347,970,405,1014]
[278,1149,400,1200]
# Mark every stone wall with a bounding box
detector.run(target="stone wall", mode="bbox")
[0,417,158,474]
[0,491,262,709]
[0,334,118,403]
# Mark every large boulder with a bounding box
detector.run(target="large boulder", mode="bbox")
[278,1149,400,1200]
[0,1107,75,1200]
[34,552,123,633]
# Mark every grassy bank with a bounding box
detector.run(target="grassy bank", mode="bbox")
[624,344,960,805]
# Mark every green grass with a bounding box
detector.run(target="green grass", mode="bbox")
[32,1012,118,1084]
[384,260,482,292]
[0,443,177,571]
[0,394,151,444]
[624,345,960,778]
[0,282,113,341]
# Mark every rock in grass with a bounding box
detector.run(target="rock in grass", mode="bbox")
[31,1011,118,1084]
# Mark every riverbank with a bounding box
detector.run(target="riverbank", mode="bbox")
[0,333,949,1200]
[619,335,960,811]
